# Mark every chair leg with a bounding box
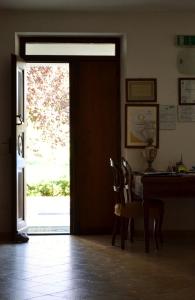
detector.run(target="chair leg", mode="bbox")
[130,218,135,243]
[112,215,119,246]
[121,217,127,250]
[144,205,150,253]
[124,218,130,240]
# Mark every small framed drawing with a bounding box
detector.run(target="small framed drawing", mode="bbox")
[178,78,195,105]
[125,104,159,148]
[126,78,157,102]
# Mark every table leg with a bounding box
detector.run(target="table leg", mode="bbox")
[144,203,150,253]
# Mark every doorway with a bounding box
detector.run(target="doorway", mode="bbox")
[12,36,121,240]
[25,63,70,234]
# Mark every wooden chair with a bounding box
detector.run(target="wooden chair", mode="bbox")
[109,157,164,251]
[121,157,164,247]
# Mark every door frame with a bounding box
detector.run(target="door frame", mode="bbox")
[13,35,121,236]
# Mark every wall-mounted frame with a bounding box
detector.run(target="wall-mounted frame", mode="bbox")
[125,104,159,148]
[126,78,157,102]
[178,78,195,105]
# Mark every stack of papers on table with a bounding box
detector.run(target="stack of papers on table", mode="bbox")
[144,171,176,176]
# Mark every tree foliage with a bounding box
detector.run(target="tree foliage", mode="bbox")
[26,64,69,149]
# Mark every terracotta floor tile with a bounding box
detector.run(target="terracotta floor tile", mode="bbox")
[0,235,195,299]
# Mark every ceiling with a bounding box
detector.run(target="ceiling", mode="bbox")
[1,0,195,12]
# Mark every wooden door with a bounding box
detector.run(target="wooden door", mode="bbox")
[71,59,120,234]
[11,55,29,242]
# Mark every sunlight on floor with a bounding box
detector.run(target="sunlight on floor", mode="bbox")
[27,196,70,234]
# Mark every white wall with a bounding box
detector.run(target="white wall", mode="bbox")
[0,10,195,233]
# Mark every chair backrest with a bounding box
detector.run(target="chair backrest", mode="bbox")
[109,158,121,192]
[109,158,125,204]
[121,157,134,203]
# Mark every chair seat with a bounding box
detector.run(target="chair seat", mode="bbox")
[114,202,143,218]
[114,199,163,218]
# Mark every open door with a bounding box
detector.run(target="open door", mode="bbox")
[11,54,29,242]
[71,59,120,234]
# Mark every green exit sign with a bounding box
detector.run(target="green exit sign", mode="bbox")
[177,35,195,46]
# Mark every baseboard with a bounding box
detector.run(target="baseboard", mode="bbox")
[1,230,195,243]
[135,230,195,240]
[163,230,195,240]
[0,232,12,243]
[75,228,112,235]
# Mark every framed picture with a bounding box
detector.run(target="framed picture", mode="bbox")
[178,78,195,105]
[125,104,159,148]
[126,78,157,102]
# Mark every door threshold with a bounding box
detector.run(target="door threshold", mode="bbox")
[27,226,70,234]
[28,233,70,236]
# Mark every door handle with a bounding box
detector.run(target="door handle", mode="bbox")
[16,114,23,125]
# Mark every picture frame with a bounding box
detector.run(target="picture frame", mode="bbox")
[126,78,157,102]
[178,78,195,105]
[125,104,159,148]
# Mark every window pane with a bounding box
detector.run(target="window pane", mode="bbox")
[26,43,116,56]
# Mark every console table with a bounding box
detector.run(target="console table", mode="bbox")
[141,173,195,252]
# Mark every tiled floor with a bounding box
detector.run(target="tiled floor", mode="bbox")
[0,235,195,299]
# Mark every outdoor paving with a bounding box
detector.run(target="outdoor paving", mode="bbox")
[26,196,70,234]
